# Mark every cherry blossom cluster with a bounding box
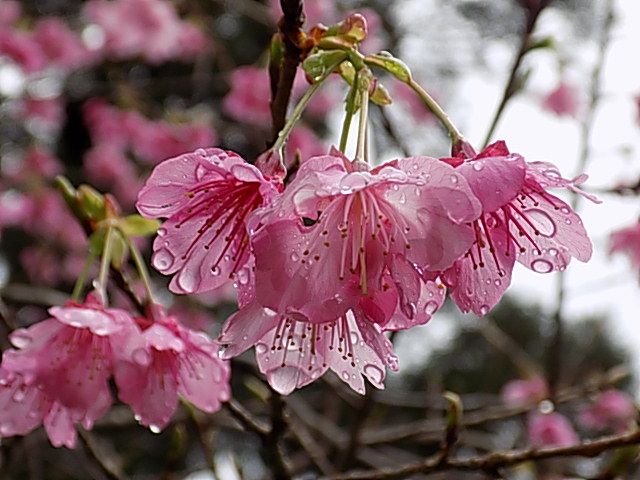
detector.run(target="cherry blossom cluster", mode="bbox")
[0,294,229,447]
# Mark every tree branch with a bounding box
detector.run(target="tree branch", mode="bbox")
[270,0,305,144]
[330,428,640,480]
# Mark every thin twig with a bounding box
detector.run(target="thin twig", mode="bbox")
[329,428,640,480]
[482,1,550,147]
[339,392,376,470]
[267,392,292,480]
[223,399,270,437]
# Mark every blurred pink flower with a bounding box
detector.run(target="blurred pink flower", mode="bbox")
[32,18,92,70]
[83,98,131,147]
[84,143,141,207]
[528,411,579,448]
[127,114,217,165]
[0,1,21,27]
[269,0,338,27]
[610,222,640,270]
[541,82,579,118]
[85,0,208,64]
[0,189,33,229]
[0,29,47,73]
[579,389,636,432]
[22,146,63,179]
[222,66,272,126]
[114,305,230,431]
[501,376,548,408]
[285,126,327,166]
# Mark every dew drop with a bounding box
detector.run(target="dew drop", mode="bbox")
[132,348,151,366]
[472,161,484,171]
[494,279,502,286]
[237,267,250,285]
[177,268,199,293]
[152,248,175,271]
[523,209,556,237]
[12,388,26,403]
[363,364,384,385]
[255,343,268,354]
[531,259,553,273]
[149,424,161,434]
[10,331,32,349]
[425,301,439,315]
[341,370,350,381]
[195,164,208,181]
[450,175,459,184]
[157,227,167,237]
[479,305,490,315]
[290,252,300,262]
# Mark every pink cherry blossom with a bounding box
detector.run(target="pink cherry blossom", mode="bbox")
[501,376,548,408]
[114,305,230,431]
[541,82,579,118]
[85,0,208,64]
[32,18,92,70]
[0,295,140,447]
[441,141,596,316]
[219,153,479,394]
[528,411,579,448]
[251,153,480,326]
[579,389,636,432]
[137,148,282,294]
[609,222,640,270]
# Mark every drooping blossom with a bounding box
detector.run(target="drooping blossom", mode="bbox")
[440,141,597,316]
[541,82,579,118]
[579,389,636,432]
[114,305,230,431]
[219,152,479,393]
[501,376,548,408]
[85,0,208,64]
[0,294,140,447]
[527,411,579,448]
[609,222,640,271]
[137,148,282,294]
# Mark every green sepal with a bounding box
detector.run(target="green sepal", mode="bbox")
[118,214,160,238]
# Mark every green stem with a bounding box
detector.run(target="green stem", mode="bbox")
[354,88,369,163]
[406,78,463,144]
[72,252,96,301]
[339,80,358,152]
[272,58,345,154]
[97,226,115,305]
[125,236,154,305]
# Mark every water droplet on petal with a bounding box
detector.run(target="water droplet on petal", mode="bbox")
[472,161,484,171]
[479,305,490,315]
[152,248,175,271]
[531,259,553,273]
[341,370,350,381]
[363,364,384,385]
[177,268,200,293]
[12,388,26,403]
[10,331,32,349]
[149,424,161,434]
[237,267,250,285]
[132,348,151,366]
[157,227,167,237]
[195,164,207,181]
[523,209,556,237]
[450,175,459,184]
[290,252,300,262]
[425,301,439,315]
[256,343,268,354]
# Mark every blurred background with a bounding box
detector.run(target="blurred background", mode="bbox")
[1,0,640,478]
